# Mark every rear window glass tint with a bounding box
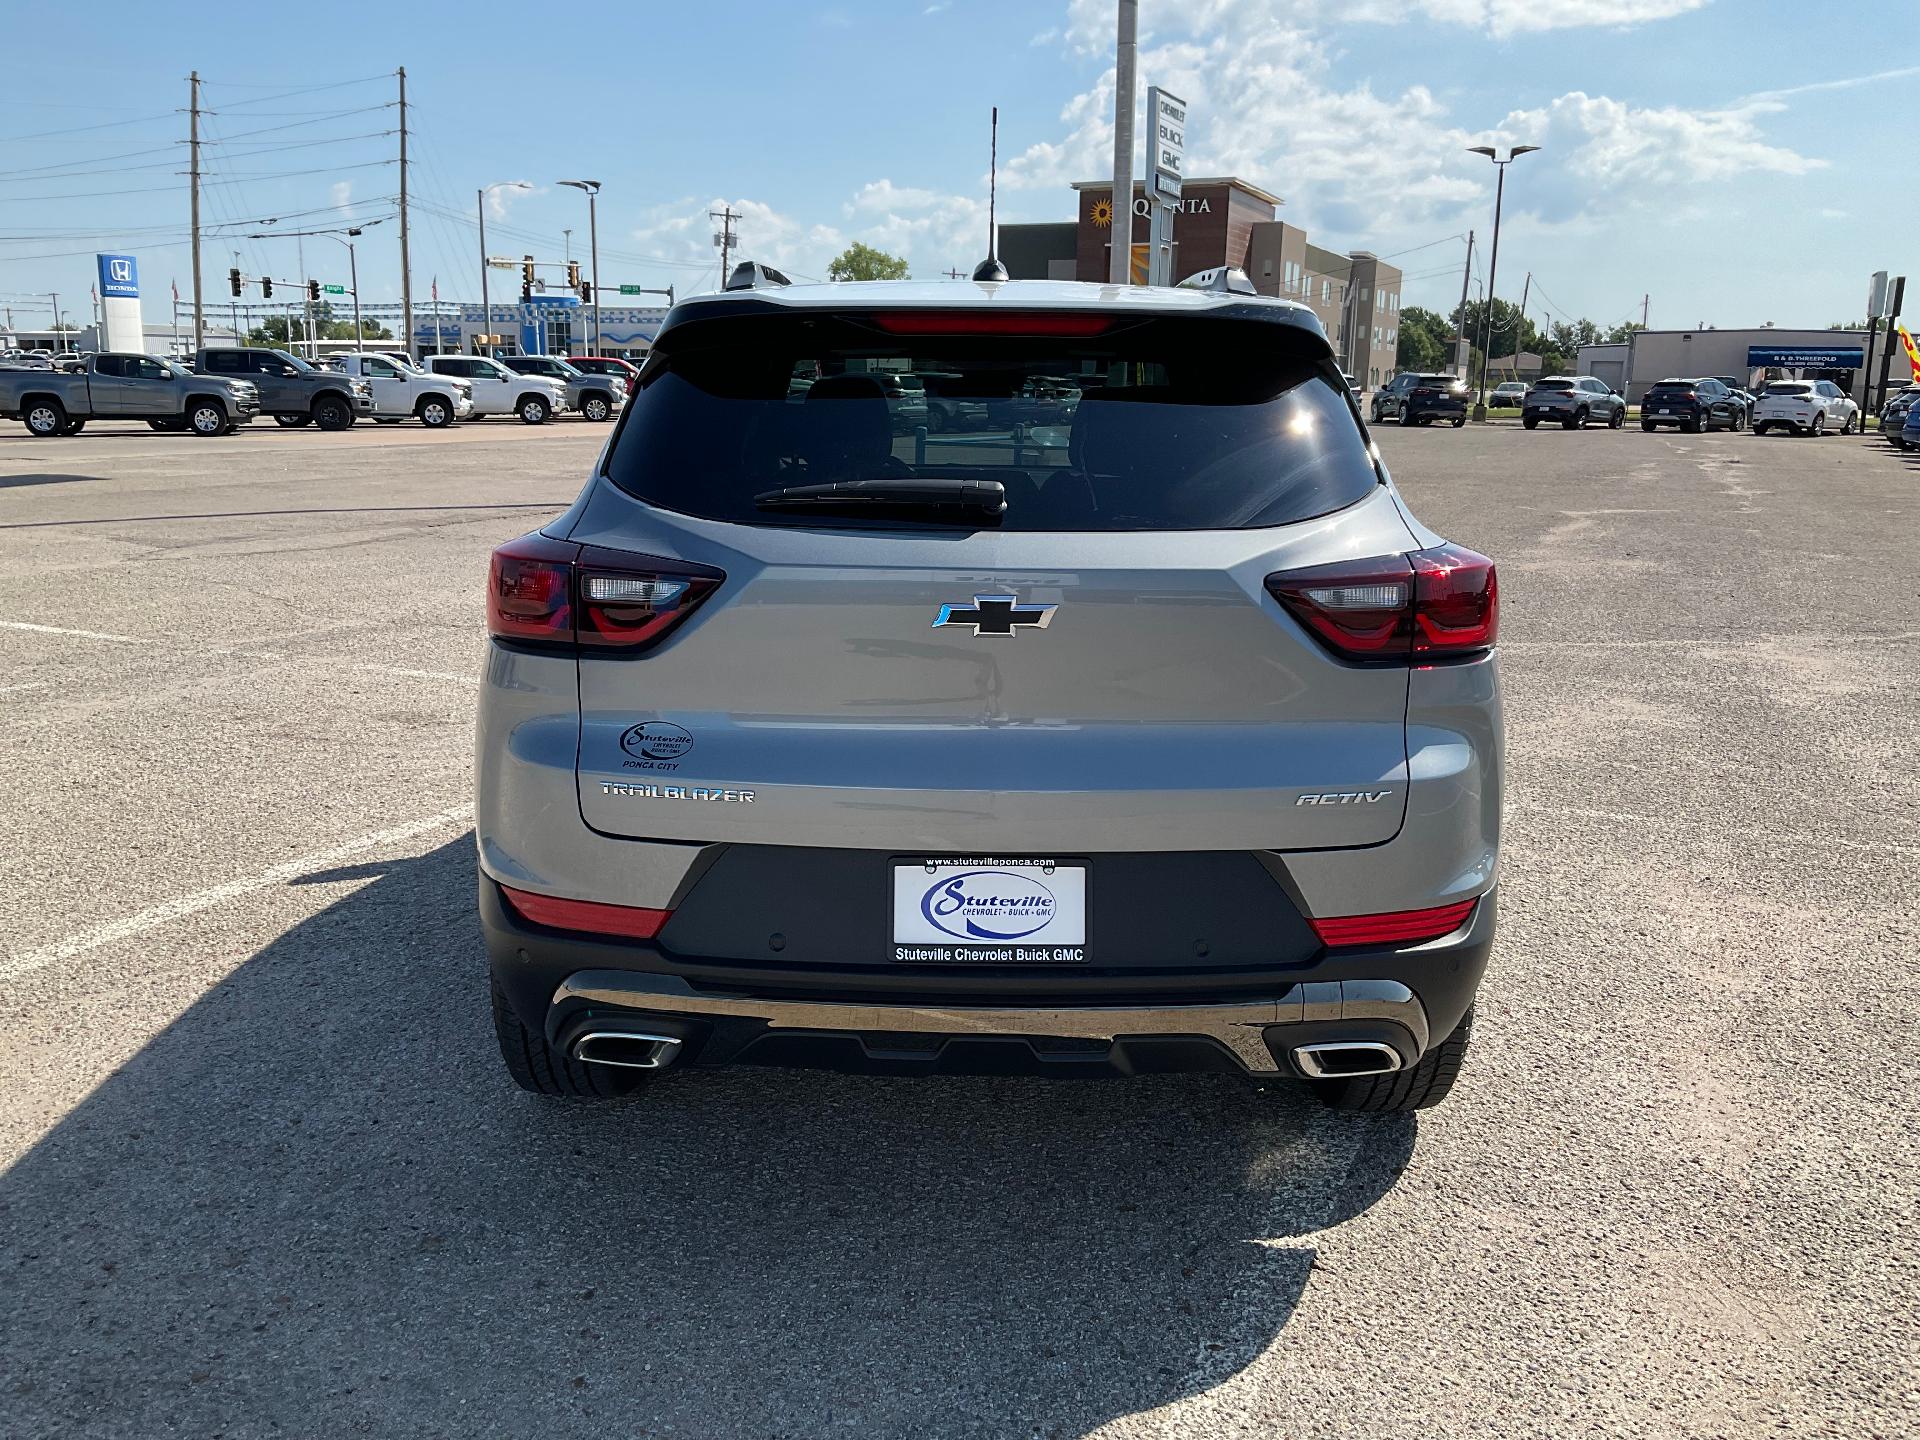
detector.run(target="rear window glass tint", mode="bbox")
[605,311,1376,532]
[1764,383,1812,396]
[1534,380,1574,391]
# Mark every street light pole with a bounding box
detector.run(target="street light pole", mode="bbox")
[478,182,531,356]
[1466,143,1539,420]
[346,230,362,345]
[559,180,603,355]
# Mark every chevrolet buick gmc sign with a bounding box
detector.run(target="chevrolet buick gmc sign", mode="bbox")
[96,253,139,299]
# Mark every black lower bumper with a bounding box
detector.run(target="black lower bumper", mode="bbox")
[480,867,1496,1080]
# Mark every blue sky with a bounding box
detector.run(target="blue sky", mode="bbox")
[1,0,1909,336]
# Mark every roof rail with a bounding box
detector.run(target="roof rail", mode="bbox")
[1175,266,1257,296]
[724,260,793,292]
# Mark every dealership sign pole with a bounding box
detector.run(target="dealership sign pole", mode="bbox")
[1108,0,1137,286]
[1145,87,1185,288]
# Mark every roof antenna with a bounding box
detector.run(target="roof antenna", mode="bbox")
[972,105,1008,282]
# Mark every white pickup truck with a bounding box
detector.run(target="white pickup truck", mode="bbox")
[322,353,472,428]
[421,354,568,424]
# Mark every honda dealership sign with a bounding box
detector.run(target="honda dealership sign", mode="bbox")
[95,253,143,353]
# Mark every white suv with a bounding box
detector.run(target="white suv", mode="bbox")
[1753,379,1860,437]
[424,355,568,424]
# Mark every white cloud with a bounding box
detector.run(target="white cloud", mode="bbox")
[847,180,946,215]
[486,182,543,219]
[329,180,352,215]
[628,197,848,286]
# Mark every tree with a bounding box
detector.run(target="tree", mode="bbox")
[1395,306,1452,371]
[246,313,392,347]
[1603,320,1645,344]
[827,242,910,282]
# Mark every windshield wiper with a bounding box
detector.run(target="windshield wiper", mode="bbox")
[752,476,1007,522]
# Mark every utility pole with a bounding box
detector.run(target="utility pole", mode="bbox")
[946,268,966,279]
[231,249,241,342]
[1453,229,1474,378]
[189,71,205,348]
[1466,143,1539,418]
[710,205,739,289]
[1108,0,1138,286]
[1641,294,1649,328]
[477,189,490,355]
[1874,276,1905,412]
[1511,271,1531,382]
[563,229,573,263]
[398,67,412,360]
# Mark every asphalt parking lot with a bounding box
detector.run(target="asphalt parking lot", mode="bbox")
[0,416,1914,1438]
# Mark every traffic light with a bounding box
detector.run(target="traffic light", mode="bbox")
[566,260,581,291]
[308,279,321,303]
[521,256,535,299]
[579,281,592,305]
[260,276,273,299]
[229,267,243,298]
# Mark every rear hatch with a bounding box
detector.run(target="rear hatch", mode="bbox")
[564,302,1420,853]
[1528,379,1574,405]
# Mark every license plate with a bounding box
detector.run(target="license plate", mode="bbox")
[1656,408,1672,415]
[892,859,1088,963]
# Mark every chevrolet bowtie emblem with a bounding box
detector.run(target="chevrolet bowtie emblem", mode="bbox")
[931,593,1057,637]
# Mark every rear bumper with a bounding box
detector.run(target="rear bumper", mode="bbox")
[482,871,1496,1079]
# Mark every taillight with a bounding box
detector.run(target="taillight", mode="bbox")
[1310,898,1477,948]
[500,883,670,940]
[486,533,722,653]
[1265,543,1497,663]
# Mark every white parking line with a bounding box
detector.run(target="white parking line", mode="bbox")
[0,620,145,644]
[0,804,474,984]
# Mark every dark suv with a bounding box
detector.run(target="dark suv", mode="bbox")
[1371,372,1468,427]
[194,346,373,430]
[1639,377,1745,433]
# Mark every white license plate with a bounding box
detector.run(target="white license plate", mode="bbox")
[1656,408,1672,415]
[892,859,1088,963]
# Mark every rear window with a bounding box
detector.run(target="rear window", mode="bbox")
[1533,379,1574,392]
[1647,382,1696,394]
[1763,383,1812,396]
[605,311,1377,532]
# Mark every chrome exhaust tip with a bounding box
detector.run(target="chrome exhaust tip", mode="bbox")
[1292,1041,1403,1079]
[571,1030,683,1070]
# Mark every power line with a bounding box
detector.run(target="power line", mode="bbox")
[0,110,177,143]
[203,74,391,106]
[213,103,396,143]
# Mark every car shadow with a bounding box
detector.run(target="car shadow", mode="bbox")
[0,473,112,490]
[0,837,1416,1438]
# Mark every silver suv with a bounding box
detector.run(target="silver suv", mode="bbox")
[477,272,1502,1112]
[1521,375,1626,430]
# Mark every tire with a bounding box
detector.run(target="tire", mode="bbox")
[517,394,551,425]
[1522,416,1539,430]
[491,977,648,1099]
[62,418,85,435]
[1732,410,1745,432]
[581,392,612,423]
[1753,422,1770,436]
[374,416,402,424]
[1841,411,1857,436]
[1641,420,1656,433]
[1399,409,1416,427]
[147,418,183,432]
[312,395,353,431]
[274,414,312,428]
[1609,406,1624,429]
[187,400,230,436]
[1561,411,1579,430]
[1370,403,1384,424]
[23,398,66,437]
[1681,417,1699,434]
[1311,1008,1473,1113]
[1451,416,1465,428]
[1810,413,1824,437]
[417,395,454,428]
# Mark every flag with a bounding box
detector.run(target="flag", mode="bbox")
[431,275,438,302]
[1899,325,1920,383]
[171,279,179,303]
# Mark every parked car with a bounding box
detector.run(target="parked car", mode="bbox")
[498,354,623,422]
[195,346,373,431]
[921,373,992,432]
[0,352,258,436]
[1521,375,1626,430]
[1710,376,1757,425]
[1903,403,1920,450]
[1877,386,1920,447]
[1371,371,1466,426]
[477,271,1501,1113]
[424,354,567,424]
[567,355,642,390]
[1490,381,1527,408]
[1639,377,1745,433]
[328,352,471,427]
[1751,379,1860,437]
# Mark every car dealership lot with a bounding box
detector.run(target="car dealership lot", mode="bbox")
[0,421,1913,1437]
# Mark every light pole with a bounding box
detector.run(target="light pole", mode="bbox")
[478,182,531,355]
[248,219,383,355]
[1466,143,1539,420]
[559,179,602,355]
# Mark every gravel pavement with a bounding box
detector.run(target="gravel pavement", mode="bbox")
[0,416,1913,1438]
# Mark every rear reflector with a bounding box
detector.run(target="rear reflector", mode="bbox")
[1310,899,1477,948]
[500,884,671,941]
[867,311,1115,337]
